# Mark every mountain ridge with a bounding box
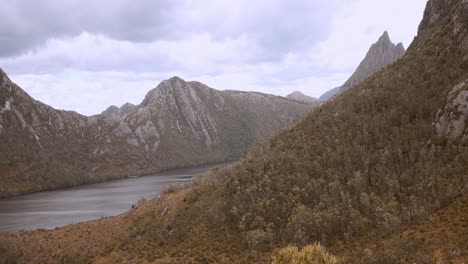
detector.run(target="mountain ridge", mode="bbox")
[0,73,314,197]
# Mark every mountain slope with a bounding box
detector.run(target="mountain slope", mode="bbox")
[318,86,340,101]
[286,91,319,103]
[319,31,406,101]
[0,75,313,197]
[1,0,467,262]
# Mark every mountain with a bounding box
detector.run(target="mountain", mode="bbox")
[286,91,319,103]
[319,31,406,101]
[101,102,136,118]
[0,75,313,197]
[2,0,467,262]
[340,31,406,91]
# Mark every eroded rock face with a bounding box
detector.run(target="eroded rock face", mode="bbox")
[435,80,468,142]
[0,72,314,197]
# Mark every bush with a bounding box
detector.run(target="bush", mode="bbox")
[273,243,337,264]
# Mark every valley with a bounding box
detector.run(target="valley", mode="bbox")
[0,0,467,263]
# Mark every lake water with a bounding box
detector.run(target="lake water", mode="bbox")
[0,164,219,232]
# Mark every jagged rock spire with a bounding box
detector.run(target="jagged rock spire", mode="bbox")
[341,31,406,90]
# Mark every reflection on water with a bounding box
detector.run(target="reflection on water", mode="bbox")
[0,164,219,232]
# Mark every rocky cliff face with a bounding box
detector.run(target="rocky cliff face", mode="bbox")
[0,73,313,197]
[319,31,406,100]
[286,91,319,103]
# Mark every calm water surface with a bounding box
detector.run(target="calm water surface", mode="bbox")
[0,164,219,232]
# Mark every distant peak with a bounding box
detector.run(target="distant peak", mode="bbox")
[289,91,305,96]
[397,42,406,51]
[167,76,186,83]
[287,91,318,103]
[121,102,136,108]
[378,30,392,44]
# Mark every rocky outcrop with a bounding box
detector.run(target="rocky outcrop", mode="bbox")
[286,91,319,103]
[435,79,468,143]
[319,31,406,101]
[0,73,313,197]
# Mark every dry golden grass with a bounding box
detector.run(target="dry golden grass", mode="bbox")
[273,243,337,264]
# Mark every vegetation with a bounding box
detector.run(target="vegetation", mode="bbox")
[273,243,337,264]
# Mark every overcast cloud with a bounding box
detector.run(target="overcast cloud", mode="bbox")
[0,0,427,115]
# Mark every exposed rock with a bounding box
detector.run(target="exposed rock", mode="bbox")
[435,79,468,142]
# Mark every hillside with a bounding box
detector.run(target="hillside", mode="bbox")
[0,75,313,197]
[1,0,467,263]
[286,91,319,103]
[319,31,406,101]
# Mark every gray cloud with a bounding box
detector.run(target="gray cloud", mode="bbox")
[0,0,177,57]
[0,0,336,62]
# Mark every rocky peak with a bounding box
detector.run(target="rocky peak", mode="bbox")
[379,30,391,43]
[341,31,406,90]
[141,76,189,106]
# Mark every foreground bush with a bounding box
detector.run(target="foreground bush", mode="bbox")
[273,243,337,264]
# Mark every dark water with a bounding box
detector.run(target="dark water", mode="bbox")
[0,164,219,232]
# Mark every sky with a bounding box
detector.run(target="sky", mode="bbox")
[0,0,428,116]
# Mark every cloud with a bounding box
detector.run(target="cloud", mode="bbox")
[0,0,177,57]
[0,0,428,116]
[0,0,337,60]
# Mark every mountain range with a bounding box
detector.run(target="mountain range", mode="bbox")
[0,75,314,197]
[319,31,406,101]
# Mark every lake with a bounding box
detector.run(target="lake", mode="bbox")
[0,164,219,232]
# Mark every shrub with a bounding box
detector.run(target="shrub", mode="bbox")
[273,243,337,264]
